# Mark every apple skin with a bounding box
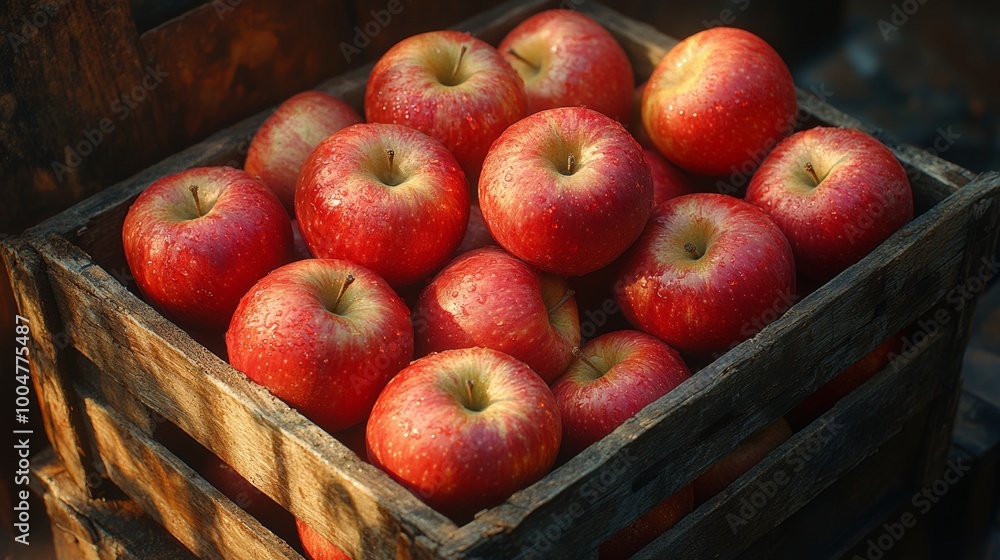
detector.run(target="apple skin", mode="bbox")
[123,166,293,331]
[550,330,690,462]
[244,91,362,215]
[479,107,653,276]
[614,193,796,356]
[645,148,693,209]
[412,247,580,384]
[200,455,296,543]
[642,27,797,176]
[693,419,793,505]
[365,30,526,184]
[296,519,352,560]
[366,347,562,522]
[786,335,900,429]
[226,259,413,433]
[498,9,633,122]
[598,485,694,560]
[296,123,469,287]
[745,126,914,281]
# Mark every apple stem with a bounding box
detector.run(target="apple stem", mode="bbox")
[451,45,468,84]
[506,48,539,72]
[386,148,395,175]
[332,274,355,310]
[566,153,576,175]
[572,347,602,376]
[547,289,575,315]
[189,185,203,217]
[804,162,820,185]
[684,242,702,259]
[465,379,476,408]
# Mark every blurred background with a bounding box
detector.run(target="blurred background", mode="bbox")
[1,0,998,558]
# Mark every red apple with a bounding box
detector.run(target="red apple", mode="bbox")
[201,455,295,542]
[479,107,652,276]
[226,259,413,433]
[366,347,561,522]
[550,330,690,462]
[453,203,495,257]
[296,123,469,287]
[614,193,796,355]
[645,148,692,208]
[642,27,797,176]
[786,335,900,429]
[365,30,526,184]
[122,166,292,331]
[745,126,914,281]
[498,9,633,122]
[693,419,793,504]
[598,486,694,560]
[297,519,352,560]
[244,91,362,215]
[412,247,579,384]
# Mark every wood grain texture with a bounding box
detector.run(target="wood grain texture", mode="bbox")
[36,233,454,560]
[0,0,169,233]
[77,389,302,560]
[0,237,98,495]
[442,172,1000,560]
[137,0,356,152]
[636,330,948,560]
[31,447,197,560]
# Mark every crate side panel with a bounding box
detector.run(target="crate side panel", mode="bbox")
[444,172,1000,559]
[639,331,948,559]
[35,234,453,559]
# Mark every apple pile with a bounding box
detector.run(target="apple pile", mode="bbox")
[120,9,915,558]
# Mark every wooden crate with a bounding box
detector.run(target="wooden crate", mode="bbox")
[6,1,1000,558]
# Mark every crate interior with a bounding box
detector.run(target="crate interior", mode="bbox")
[24,1,994,558]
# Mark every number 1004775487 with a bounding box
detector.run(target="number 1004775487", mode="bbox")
[14,315,31,426]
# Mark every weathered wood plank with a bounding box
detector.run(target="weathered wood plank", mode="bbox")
[0,0,168,233]
[36,233,454,560]
[31,447,196,560]
[0,237,98,496]
[442,172,1000,559]
[918,193,1000,489]
[76,389,302,560]
[637,330,948,559]
[138,0,356,152]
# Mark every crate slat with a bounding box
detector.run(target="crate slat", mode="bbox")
[31,447,196,560]
[637,329,948,559]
